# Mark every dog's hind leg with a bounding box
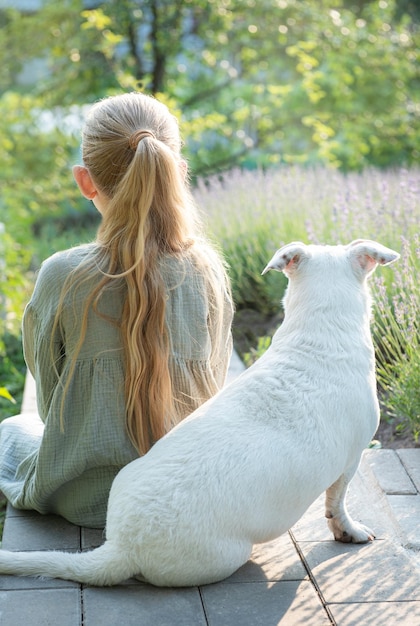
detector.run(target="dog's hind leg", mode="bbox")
[325,463,375,543]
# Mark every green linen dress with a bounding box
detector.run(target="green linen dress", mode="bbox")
[0,244,233,528]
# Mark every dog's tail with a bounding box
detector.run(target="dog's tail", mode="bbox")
[0,541,137,586]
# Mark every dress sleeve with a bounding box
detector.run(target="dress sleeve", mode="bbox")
[21,260,66,422]
[21,302,36,378]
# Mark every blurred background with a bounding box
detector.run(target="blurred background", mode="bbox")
[0,0,419,447]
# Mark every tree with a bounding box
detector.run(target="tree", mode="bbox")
[78,0,420,173]
[0,0,419,176]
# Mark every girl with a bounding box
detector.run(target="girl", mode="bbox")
[0,92,233,528]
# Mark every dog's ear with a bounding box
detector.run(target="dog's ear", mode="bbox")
[262,242,308,276]
[347,240,400,277]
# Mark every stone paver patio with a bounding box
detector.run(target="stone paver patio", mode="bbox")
[1,353,419,625]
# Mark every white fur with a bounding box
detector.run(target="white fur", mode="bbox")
[0,240,399,587]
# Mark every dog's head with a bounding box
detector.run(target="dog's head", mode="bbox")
[262,240,399,280]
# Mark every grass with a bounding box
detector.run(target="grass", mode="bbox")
[373,234,420,441]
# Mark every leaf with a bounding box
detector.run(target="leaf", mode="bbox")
[0,387,16,404]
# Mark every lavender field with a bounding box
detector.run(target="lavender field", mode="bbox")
[195,166,420,441]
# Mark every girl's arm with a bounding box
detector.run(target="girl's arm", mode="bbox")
[22,258,66,421]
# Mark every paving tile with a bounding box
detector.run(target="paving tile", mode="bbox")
[330,600,420,625]
[299,538,420,604]
[292,457,404,545]
[2,513,80,551]
[83,585,206,626]
[290,486,381,545]
[0,572,78,590]
[5,503,41,519]
[224,534,307,583]
[0,588,81,626]
[201,580,330,626]
[345,462,402,540]
[81,527,105,551]
[397,449,420,492]
[409,548,420,571]
[364,449,417,495]
[387,494,420,549]
[291,494,331,542]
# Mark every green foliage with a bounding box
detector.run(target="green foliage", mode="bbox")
[0,332,26,422]
[0,0,418,175]
[0,0,121,104]
[0,90,95,420]
[243,335,272,368]
[381,352,420,441]
[212,219,289,316]
[0,387,15,403]
[282,1,420,169]
[0,227,32,330]
[0,226,29,423]
[373,236,420,441]
[195,168,311,315]
[198,166,420,312]
[175,0,419,173]
[0,92,83,245]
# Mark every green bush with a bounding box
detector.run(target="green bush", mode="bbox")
[0,332,26,421]
[373,235,420,441]
[0,223,30,420]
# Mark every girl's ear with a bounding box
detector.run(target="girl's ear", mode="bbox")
[72,165,98,200]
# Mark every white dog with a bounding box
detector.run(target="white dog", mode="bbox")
[0,239,399,587]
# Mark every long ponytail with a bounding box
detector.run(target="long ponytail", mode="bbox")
[96,132,196,453]
[53,92,230,455]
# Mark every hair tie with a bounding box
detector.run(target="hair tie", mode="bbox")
[128,129,156,150]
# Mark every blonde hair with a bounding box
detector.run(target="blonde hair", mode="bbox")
[56,92,230,455]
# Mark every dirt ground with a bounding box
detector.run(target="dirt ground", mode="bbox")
[374,418,419,449]
[233,309,419,451]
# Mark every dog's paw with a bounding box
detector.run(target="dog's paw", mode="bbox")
[327,516,375,544]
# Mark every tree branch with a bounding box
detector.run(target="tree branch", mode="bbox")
[182,78,235,107]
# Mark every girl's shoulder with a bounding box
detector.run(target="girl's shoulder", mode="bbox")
[31,244,99,305]
[38,243,97,282]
